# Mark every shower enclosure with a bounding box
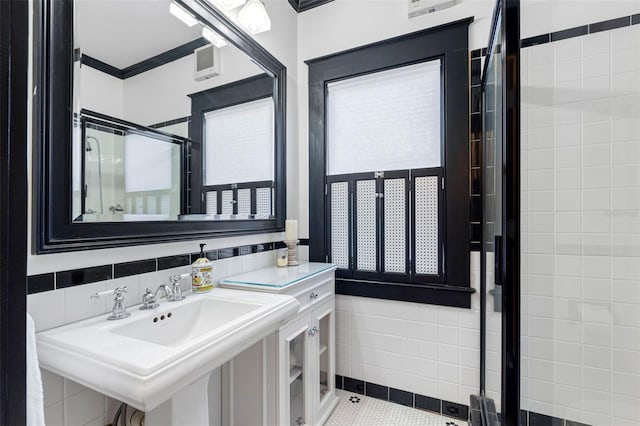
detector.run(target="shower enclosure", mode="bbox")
[481,0,640,424]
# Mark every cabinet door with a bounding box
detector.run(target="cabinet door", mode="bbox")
[279,315,312,426]
[310,298,336,422]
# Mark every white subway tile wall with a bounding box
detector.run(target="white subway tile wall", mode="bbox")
[521,24,640,425]
[28,250,276,426]
[335,252,482,408]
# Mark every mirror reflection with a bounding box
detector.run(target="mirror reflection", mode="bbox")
[72,0,276,222]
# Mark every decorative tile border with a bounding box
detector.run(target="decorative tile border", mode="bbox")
[471,13,640,58]
[336,375,593,426]
[27,241,284,294]
[335,375,469,422]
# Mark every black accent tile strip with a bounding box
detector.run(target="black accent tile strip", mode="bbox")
[415,393,440,413]
[529,411,564,426]
[566,421,590,426]
[551,25,588,42]
[148,116,190,129]
[157,254,191,271]
[274,241,287,249]
[389,388,413,407]
[471,58,481,86]
[114,259,156,279]
[238,245,252,256]
[521,33,550,48]
[442,400,469,422]
[520,410,529,426]
[190,250,218,263]
[27,273,54,294]
[299,238,310,246]
[217,248,237,259]
[633,14,640,25]
[589,16,630,33]
[365,382,388,401]
[335,375,343,390]
[343,377,364,395]
[470,48,481,59]
[481,47,487,57]
[56,265,112,289]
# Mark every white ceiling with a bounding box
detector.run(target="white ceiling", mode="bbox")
[75,0,205,69]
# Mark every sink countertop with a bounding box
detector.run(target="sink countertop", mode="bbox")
[220,262,337,293]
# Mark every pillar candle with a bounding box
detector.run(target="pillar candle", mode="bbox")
[285,219,298,241]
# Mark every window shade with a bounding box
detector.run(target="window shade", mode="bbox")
[124,133,174,192]
[326,60,442,176]
[204,97,274,186]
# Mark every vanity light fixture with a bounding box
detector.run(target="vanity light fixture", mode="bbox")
[169,2,198,27]
[238,0,271,35]
[202,26,228,48]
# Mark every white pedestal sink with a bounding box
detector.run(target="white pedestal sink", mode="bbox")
[37,288,299,424]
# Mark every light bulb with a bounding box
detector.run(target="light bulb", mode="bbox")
[238,0,271,35]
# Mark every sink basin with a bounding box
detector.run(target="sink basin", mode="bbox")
[37,288,299,414]
[111,298,260,347]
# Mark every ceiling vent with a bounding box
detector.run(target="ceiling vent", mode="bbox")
[408,0,457,18]
[194,44,221,81]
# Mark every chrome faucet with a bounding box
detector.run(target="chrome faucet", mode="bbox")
[155,284,174,302]
[91,286,131,320]
[170,275,186,301]
[140,283,175,310]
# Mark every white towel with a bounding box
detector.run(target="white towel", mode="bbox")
[26,313,45,426]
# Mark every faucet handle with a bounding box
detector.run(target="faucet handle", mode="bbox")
[169,274,188,301]
[106,287,131,321]
[140,287,158,310]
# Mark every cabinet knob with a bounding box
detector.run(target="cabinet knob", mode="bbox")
[308,326,318,336]
[309,292,318,300]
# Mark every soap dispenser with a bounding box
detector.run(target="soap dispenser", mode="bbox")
[191,243,214,293]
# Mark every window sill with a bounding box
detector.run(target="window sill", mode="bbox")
[336,278,475,308]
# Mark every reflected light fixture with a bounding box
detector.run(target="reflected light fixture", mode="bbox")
[238,0,271,35]
[202,26,228,48]
[216,0,247,10]
[169,2,198,27]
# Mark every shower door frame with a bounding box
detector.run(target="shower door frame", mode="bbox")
[481,0,521,424]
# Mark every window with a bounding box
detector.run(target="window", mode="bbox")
[307,19,473,308]
[189,74,276,218]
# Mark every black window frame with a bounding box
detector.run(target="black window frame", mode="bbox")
[307,18,474,308]
[189,73,276,215]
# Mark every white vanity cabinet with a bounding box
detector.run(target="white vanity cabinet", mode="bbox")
[221,262,338,426]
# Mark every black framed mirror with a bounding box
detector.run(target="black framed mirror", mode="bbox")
[34,0,286,253]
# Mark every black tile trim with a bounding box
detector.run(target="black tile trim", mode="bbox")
[633,14,640,25]
[528,411,564,426]
[335,375,343,390]
[157,254,191,271]
[299,238,310,246]
[442,400,469,422]
[343,377,365,395]
[114,259,156,279]
[148,116,191,130]
[551,25,588,42]
[415,393,440,413]
[27,273,55,294]
[28,240,288,293]
[365,382,388,401]
[589,16,630,34]
[56,265,112,289]
[389,387,413,407]
[521,33,550,48]
[470,48,482,58]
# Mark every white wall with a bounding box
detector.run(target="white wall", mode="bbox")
[521,24,640,425]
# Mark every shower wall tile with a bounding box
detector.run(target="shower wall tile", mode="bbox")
[523,23,640,426]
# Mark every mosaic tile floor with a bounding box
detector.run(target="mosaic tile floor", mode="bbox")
[325,390,467,426]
